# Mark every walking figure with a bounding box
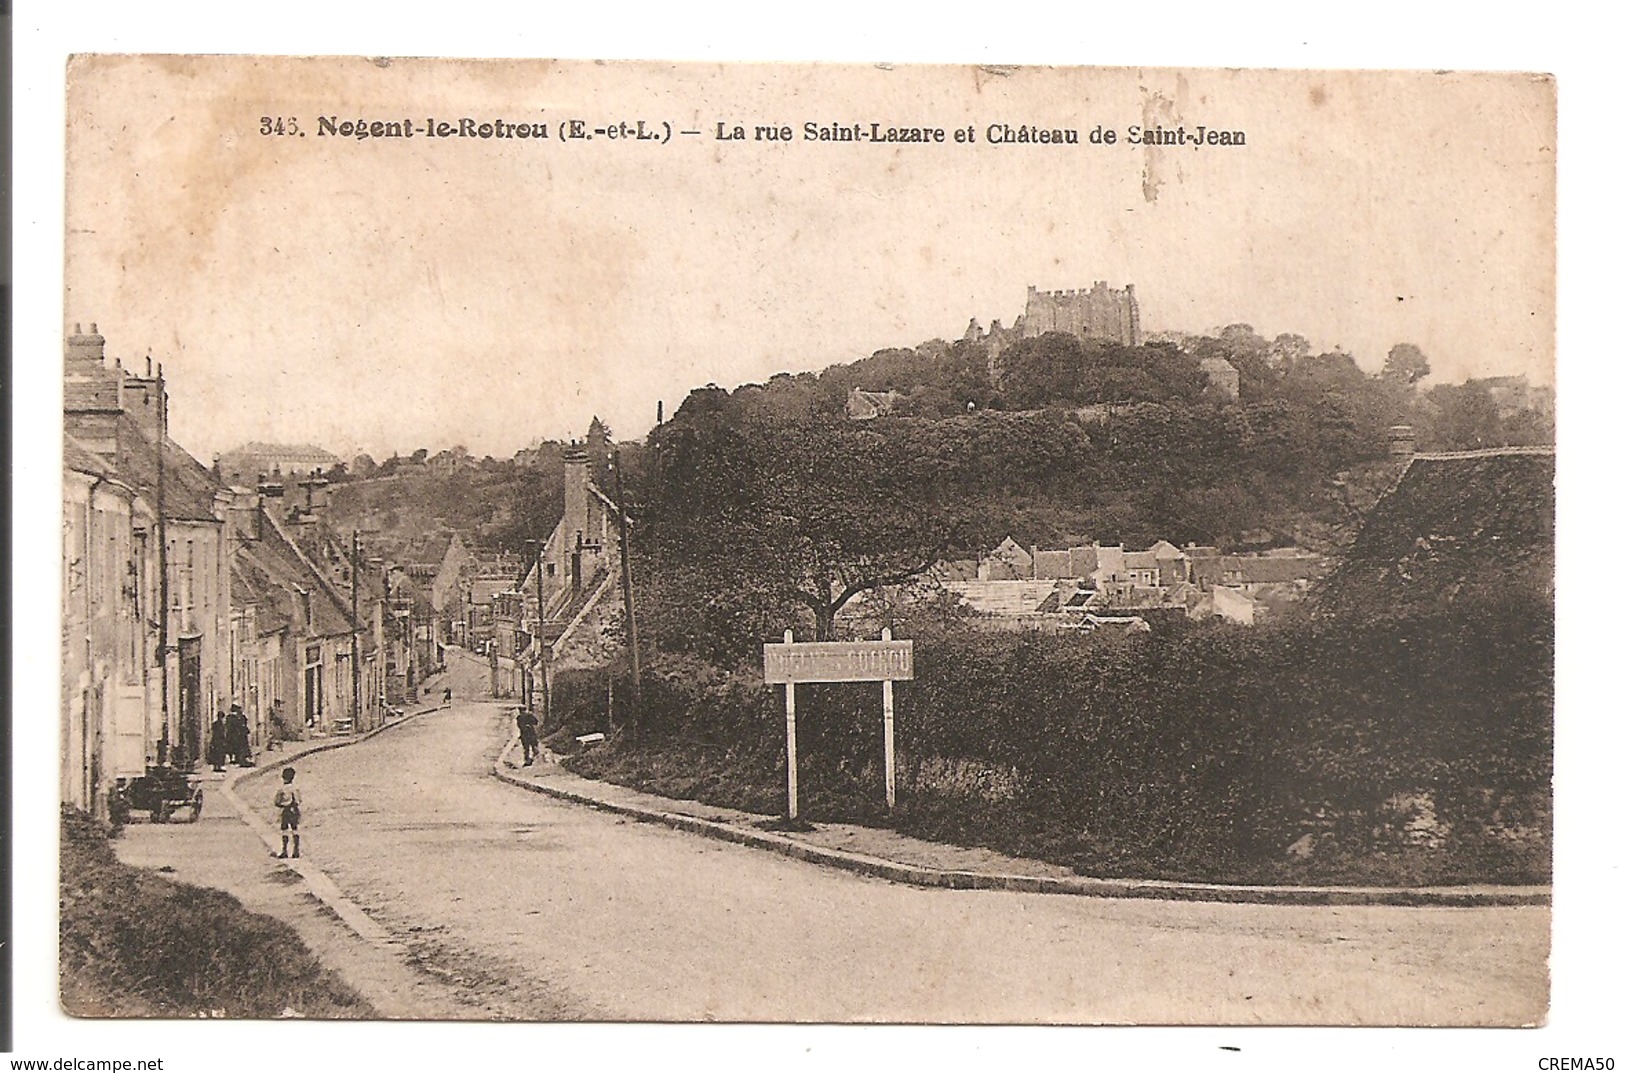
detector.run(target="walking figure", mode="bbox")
[273,767,302,859]
[268,699,290,751]
[444,686,452,704]
[517,707,540,766]
[207,711,229,772]
[228,704,253,767]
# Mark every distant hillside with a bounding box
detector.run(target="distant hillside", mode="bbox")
[1314,450,1555,616]
[728,322,1550,455]
[325,461,563,560]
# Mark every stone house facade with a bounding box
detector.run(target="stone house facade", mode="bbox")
[62,434,162,816]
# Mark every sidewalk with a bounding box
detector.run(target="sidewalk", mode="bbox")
[111,681,496,1019]
[493,739,1551,908]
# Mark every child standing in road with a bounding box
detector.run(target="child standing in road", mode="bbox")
[273,767,302,859]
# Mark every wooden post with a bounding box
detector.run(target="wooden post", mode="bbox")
[784,628,798,820]
[535,538,550,728]
[882,627,896,811]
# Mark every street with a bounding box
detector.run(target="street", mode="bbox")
[197,650,1545,1024]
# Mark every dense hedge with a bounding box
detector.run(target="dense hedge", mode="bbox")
[562,592,1551,885]
[901,598,1551,878]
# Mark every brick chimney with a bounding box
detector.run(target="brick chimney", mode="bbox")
[65,322,106,369]
[562,443,590,550]
[1387,424,1417,461]
[226,486,264,541]
[299,470,331,515]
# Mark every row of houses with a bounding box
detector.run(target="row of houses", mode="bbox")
[382,438,629,716]
[488,442,627,703]
[941,536,1325,626]
[62,325,405,819]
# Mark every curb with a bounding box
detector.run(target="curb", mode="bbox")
[491,742,1550,909]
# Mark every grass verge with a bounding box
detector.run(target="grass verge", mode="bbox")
[564,744,1549,888]
[59,806,375,1018]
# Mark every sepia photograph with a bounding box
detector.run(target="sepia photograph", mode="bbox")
[53,54,1557,1025]
[12,7,1616,1069]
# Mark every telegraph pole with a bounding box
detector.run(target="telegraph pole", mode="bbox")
[611,449,641,740]
[156,365,170,765]
[535,534,550,727]
[521,540,536,713]
[351,529,361,730]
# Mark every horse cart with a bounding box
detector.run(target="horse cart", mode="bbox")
[112,766,205,824]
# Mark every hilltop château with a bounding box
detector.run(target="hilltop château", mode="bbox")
[964,281,1143,386]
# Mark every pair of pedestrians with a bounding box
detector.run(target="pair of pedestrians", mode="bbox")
[208,706,254,770]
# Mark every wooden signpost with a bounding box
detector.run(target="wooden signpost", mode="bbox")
[762,628,914,820]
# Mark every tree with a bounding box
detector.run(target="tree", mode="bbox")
[998,332,1089,407]
[586,417,613,485]
[645,410,961,644]
[1217,323,1269,357]
[1383,343,1431,386]
[1423,381,1504,450]
[758,427,954,639]
[1267,333,1312,371]
[351,453,378,478]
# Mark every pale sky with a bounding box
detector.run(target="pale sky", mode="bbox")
[65,59,1555,462]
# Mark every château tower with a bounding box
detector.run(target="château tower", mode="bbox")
[1020,281,1141,347]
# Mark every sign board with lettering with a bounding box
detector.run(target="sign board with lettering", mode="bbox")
[762,640,914,684]
[766,630,912,820]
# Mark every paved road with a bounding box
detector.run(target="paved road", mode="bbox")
[256,654,1549,1024]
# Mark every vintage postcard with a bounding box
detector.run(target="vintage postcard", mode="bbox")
[56,56,1555,1029]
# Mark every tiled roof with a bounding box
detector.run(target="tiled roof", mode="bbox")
[403,530,456,565]
[1221,556,1319,584]
[1032,550,1071,579]
[69,413,225,522]
[231,557,293,635]
[933,559,980,583]
[1318,451,1554,614]
[222,442,341,464]
[63,434,119,480]
[1033,545,1100,579]
[234,510,355,639]
[990,536,1033,569]
[470,578,513,604]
